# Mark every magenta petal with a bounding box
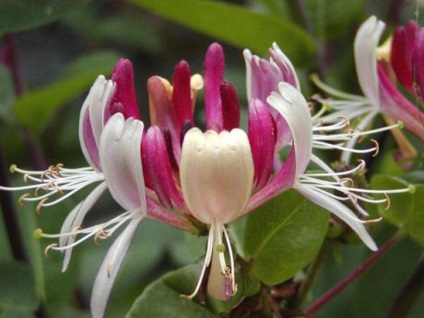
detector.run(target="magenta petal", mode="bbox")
[147,76,181,159]
[106,58,141,121]
[142,126,185,210]
[378,63,424,140]
[220,80,240,131]
[204,42,225,130]
[146,197,193,230]
[391,21,418,93]
[248,99,275,190]
[81,108,101,171]
[247,149,296,213]
[173,60,194,127]
[412,27,424,101]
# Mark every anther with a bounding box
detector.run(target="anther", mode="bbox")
[337,116,350,129]
[384,193,391,210]
[18,193,30,206]
[408,185,416,194]
[44,243,58,256]
[363,217,383,224]
[36,198,49,214]
[341,177,354,188]
[371,139,380,157]
[71,226,82,239]
[356,159,366,172]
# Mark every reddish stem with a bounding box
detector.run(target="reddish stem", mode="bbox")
[304,234,400,315]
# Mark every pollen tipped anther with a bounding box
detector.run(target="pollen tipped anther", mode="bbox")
[18,193,30,206]
[371,139,380,157]
[384,193,391,210]
[36,198,49,214]
[44,243,58,256]
[363,217,383,224]
[9,164,17,173]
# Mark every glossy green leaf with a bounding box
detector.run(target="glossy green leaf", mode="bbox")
[244,190,329,285]
[14,51,120,134]
[0,261,37,316]
[370,175,424,246]
[127,0,314,65]
[0,0,88,36]
[128,260,261,317]
[127,264,216,318]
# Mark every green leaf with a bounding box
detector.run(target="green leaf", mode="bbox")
[13,51,120,134]
[244,190,329,285]
[127,261,260,317]
[0,0,89,36]
[127,0,315,65]
[127,264,216,318]
[370,175,424,246]
[0,261,38,317]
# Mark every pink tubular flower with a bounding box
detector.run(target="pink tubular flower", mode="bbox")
[311,16,424,163]
[0,59,193,318]
[0,42,414,316]
[141,43,413,302]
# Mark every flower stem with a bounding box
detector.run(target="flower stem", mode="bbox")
[304,232,402,315]
[386,256,424,318]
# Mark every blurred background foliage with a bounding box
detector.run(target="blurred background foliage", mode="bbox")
[0,0,424,317]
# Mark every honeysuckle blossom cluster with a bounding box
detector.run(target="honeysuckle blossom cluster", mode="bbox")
[312,16,424,164]
[0,31,413,317]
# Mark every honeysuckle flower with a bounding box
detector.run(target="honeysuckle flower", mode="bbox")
[139,43,413,302]
[0,59,193,318]
[311,16,424,163]
[1,42,414,316]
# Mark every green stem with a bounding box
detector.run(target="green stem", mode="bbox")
[304,232,403,315]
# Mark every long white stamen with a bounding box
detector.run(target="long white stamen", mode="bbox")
[181,224,215,300]
[223,225,236,295]
[0,164,105,212]
[40,211,134,252]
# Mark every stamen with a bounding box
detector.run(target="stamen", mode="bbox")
[384,193,391,210]
[44,243,58,256]
[36,198,49,214]
[181,226,215,300]
[371,139,379,157]
[363,217,383,224]
[18,193,30,206]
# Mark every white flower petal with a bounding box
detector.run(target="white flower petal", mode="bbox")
[90,214,143,318]
[296,185,377,251]
[354,16,385,106]
[60,181,108,272]
[180,128,254,225]
[79,76,115,170]
[271,42,301,90]
[267,82,312,179]
[99,114,146,212]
